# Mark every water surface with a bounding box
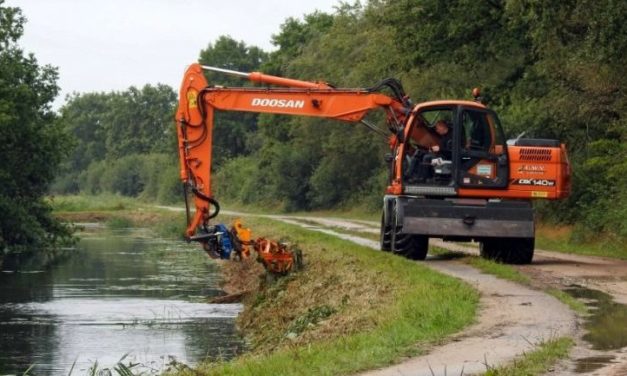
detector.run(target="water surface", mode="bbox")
[0,226,243,375]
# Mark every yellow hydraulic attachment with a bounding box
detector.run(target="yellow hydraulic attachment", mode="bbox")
[202,219,300,275]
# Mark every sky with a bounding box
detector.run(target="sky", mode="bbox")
[6,0,340,109]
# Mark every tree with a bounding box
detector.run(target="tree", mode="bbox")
[198,36,268,166]
[103,84,177,158]
[53,85,179,198]
[0,1,72,253]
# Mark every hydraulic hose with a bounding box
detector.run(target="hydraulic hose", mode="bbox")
[367,78,412,108]
[191,186,220,219]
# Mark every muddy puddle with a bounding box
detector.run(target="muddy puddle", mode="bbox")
[565,285,627,373]
[0,226,243,375]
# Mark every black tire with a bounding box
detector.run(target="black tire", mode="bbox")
[479,238,502,261]
[379,212,392,252]
[392,229,429,260]
[480,237,534,264]
[380,213,392,252]
[389,202,429,260]
[507,237,535,264]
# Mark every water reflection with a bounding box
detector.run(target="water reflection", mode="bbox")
[0,227,243,375]
[565,285,627,350]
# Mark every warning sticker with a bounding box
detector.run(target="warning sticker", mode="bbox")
[187,89,198,109]
[531,191,549,198]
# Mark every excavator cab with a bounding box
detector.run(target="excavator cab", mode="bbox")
[457,107,509,189]
[402,103,509,190]
[404,107,456,186]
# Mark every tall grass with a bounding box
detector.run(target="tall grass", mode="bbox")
[48,194,138,212]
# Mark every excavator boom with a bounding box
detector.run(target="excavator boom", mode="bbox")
[176,63,408,242]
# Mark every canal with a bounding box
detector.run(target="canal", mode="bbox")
[0,225,243,375]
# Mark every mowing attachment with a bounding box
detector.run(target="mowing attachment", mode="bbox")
[197,219,301,275]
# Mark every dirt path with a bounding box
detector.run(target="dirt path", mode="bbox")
[158,206,627,375]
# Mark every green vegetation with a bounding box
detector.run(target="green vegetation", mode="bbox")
[545,288,587,314]
[52,86,181,204]
[105,216,134,230]
[468,256,586,313]
[536,226,627,261]
[48,194,139,213]
[482,337,573,376]
[0,1,73,255]
[49,195,187,240]
[465,255,531,285]
[179,217,478,375]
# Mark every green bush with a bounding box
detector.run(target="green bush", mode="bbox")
[52,153,180,205]
[80,161,106,195]
[155,163,182,204]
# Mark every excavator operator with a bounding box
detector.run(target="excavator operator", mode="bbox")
[407,120,453,183]
[430,120,453,158]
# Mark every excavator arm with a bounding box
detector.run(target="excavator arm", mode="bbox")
[176,63,410,244]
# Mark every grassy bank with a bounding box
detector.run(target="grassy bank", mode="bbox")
[536,224,627,261]
[179,216,478,376]
[48,194,140,212]
[49,194,187,239]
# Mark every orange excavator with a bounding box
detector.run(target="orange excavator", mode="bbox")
[175,63,570,266]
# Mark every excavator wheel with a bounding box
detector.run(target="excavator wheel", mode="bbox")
[380,213,392,252]
[389,203,428,260]
[480,238,534,265]
[392,230,429,260]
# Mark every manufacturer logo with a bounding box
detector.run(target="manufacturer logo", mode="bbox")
[517,165,545,174]
[251,98,305,109]
[512,178,555,187]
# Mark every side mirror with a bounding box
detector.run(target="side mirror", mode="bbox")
[384,153,394,163]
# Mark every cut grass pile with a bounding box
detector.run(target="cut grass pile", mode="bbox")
[180,216,479,376]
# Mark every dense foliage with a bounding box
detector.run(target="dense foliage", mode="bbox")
[215,0,627,241]
[0,1,74,254]
[53,36,268,203]
[54,1,626,242]
[53,85,180,202]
